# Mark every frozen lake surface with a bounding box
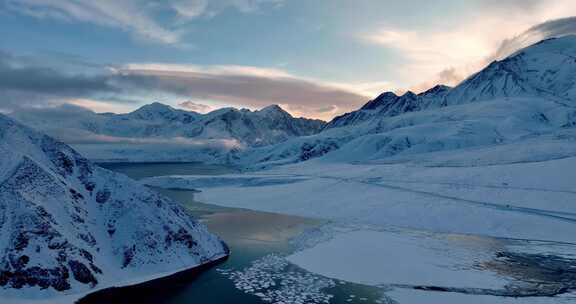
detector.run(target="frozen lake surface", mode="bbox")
[137,158,576,303]
[80,162,385,304]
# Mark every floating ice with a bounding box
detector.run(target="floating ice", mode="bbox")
[218,254,336,304]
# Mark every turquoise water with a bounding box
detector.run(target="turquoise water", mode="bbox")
[81,163,384,304]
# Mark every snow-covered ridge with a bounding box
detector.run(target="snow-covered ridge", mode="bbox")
[328,36,576,130]
[11,37,576,168]
[236,97,576,168]
[11,103,325,148]
[442,36,576,106]
[10,103,325,163]
[0,114,229,301]
[233,36,576,168]
[326,85,451,129]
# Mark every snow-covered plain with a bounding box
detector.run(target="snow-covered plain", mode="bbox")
[384,288,576,304]
[143,154,576,302]
[143,155,576,243]
[288,229,508,289]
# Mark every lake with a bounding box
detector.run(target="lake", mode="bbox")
[79,162,385,304]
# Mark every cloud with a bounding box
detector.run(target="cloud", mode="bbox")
[4,0,285,45]
[411,16,576,93]
[0,50,368,120]
[171,0,283,20]
[0,51,120,110]
[45,125,243,150]
[11,103,94,122]
[4,0,180,44]
[489,16,576,62]
[315,105,338,113]
[476,0,544,13]
[62,130,242,148]
[364,28,491,78]
[67,98,136,113]
[0,61,112,96]
[178,100,213,113]
[121,63,292,78]
[171,0,208,19]
[363,0,576,92]
[279,104,340,120]
[112,64,368,120]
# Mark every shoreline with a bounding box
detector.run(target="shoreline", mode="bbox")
[76,254,230,304]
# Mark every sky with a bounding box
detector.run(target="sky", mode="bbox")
[0,0,576,120]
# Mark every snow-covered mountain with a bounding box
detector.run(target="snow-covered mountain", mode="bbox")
[12,103,325,148]
[11,37,576,167]
[0,114,229,301]
[325,85,451,129]
[327,36,576,130]
[123,102,202,123]
[235,36,576,167]
[442,36,576,106]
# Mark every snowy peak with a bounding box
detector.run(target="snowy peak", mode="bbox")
[130,102,174,116]
[239,36,576,167]
[444,35,576,106]
[361,92,399,110]
[327,87,447,129]
[125,102,199,122]
[256,104,291,119]
[421,84,451,97]
[199,105,325,147]
[138,101,173,111]
[442,55,536,105]
[12,102,326,151]
[327,36,576,130]
[259,104,286,113]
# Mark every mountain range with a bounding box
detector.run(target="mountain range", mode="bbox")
[12,103,325,148]
[10,103,325,163]
[14,36,576,167]
[236,35,576,168]
[327,36,576,130]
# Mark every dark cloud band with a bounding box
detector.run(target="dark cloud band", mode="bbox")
[0,50,367,118]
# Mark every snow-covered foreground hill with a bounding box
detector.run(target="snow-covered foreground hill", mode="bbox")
[0,114,229,302]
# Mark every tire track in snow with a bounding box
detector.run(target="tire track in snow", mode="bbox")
[260,172,576,224]
[363,178,576,196]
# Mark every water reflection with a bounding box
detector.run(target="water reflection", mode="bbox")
[82,163,387,304]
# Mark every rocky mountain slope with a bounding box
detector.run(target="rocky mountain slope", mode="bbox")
[0,114,228,301]
[442,36,576,106]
